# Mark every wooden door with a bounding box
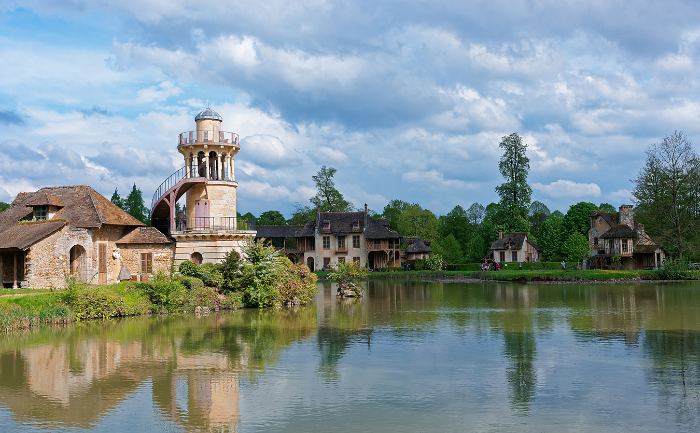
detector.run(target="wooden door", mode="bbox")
[195,200,210,228]
[98,243,107,284]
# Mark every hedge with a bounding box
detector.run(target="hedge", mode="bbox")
[451,262,567,271]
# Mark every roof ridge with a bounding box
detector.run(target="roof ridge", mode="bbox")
[86,186,105,226]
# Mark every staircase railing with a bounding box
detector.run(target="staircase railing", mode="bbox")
[151,166,188,212]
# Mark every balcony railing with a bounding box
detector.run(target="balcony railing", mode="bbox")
[368,243,399,251]
[336,246,347,253]
[153,217,256,232]
[178,130,240,146]
[151,165,236,213]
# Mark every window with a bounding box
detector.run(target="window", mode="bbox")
[594,237,598,246]
[34,206,48,221]
[338,236,346,249]
[323,236,330,249]
[353,235,360,248]
[323,221,330,229]
[323,257,331,268]
[622,239,628,253]
[512,251,518,262]
[353,220,360,229]
[499,251,506,262]
[338,257,345,264]
[140,253,153,273]
[309,238,315,250]
[374,239,381,246]
[353,257,360,263]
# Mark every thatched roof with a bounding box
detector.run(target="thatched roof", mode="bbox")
[490,232,542,252]
[600,224,636,239]
[405,238,432,254]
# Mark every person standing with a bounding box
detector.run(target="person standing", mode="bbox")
[561,260,566,270]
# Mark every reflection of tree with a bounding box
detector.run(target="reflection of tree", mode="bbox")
[316,325,372,383]
[503,331,537,412]
[643,330,700,429]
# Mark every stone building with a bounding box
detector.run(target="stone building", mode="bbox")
[150,108,255,264]
[484,231,542,263]
[588,205,666,269]
[256,206,404,270]
[0,186,173,289]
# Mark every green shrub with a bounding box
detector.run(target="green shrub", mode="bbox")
[654,259,693,280]
[425,254,443,271]
[65,284,150,321]
[181,276,205,291]
[278,259,318,305]
[178,260,223,288]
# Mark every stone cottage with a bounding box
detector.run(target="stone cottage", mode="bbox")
[484,231,542,263]
[0,186,174,289]
[588,205,666,269]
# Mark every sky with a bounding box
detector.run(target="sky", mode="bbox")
[1,0,700,218]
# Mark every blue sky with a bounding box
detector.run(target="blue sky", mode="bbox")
[2,1,700,218]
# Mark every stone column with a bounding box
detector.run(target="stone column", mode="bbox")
[204,153,210,180]
[218,153,224,180]
[230,156,235,181]
[185,157,191,178]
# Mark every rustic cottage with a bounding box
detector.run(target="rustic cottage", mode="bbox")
[0,186,174,289]
[485,231,541,263]
[588,205,665,269]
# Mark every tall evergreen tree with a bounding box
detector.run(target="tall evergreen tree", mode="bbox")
[123,183,149,224]
[495,133,532,214]
[110,188,124,209]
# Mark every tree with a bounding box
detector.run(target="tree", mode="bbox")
[438,234,463,264]
[467,233,489,262]
[287,204,316,225]
[563,202,598,236]
[0,202,9,212]
[382,200,413,231]
[529,201,550,229]
[535,216,566,261]
[495,133,532,214]
[598,203,616,213]
[310,166,353,212]
[396,204,440,242]
[633,131,700,259]
[123,183,149,224]
[258,210,286,226]
[440,205,470,250]
[551,210,564,218]
[110,188,124,209]
[466,203,485,225]
[562,232,590,267]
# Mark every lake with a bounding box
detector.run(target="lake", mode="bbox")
[1,279,700,432]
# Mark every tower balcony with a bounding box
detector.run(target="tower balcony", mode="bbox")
[178,130,240,146]
[153,217,256,234]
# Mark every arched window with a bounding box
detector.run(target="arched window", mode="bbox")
[190,252,203,264]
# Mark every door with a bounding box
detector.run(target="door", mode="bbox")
[98,243,107,284]
[195,200,210,228]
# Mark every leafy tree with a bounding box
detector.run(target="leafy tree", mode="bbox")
[562,232,590,267]
[396,204,440,242]
[466,203,485,225]
[438,234,463,264]
[425,254,443,271]
[633,131,700,259]
[440,205,470,250]
[287,204,316,225]
[495,133,532,214]
[598,203,616,213]
[258,210,286,226]
[467,233,489,262]
[123,183,149,224]
[0,202,9,212]
[110,188,124,209]
[563,202,598,236]
[535,216,566,261]
[382,200,413,232]
[529,201,550,229]
[551,210,564,218]
[310,166,353,212]
[483,203,502,223]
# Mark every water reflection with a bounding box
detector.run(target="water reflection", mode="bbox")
[2,281,700,431]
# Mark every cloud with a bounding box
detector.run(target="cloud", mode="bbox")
[87,142,177,177]
[402,170,477,190]
[241,134,302,167]
[135,81,182,103]
[0,186,10,203]
[532,180,602,198]
[606,188,633,205]
[0,109,25,126]
[80,106,111,117]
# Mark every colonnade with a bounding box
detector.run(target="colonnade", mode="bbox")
[184,152,235,182]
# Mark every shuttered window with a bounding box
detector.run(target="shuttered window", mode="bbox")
[141,253,153,274]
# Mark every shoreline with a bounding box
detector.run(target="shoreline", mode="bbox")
[425,277,693,285]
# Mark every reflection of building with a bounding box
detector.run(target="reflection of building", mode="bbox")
[588,205,666,269]
[0,186,173,288]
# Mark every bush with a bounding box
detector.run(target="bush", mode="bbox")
[181,276,205,291]
[63,283,150,321]
[654,259,693,280]
[425,254,443,271]
[178,260,223,288]
[277,259,318,305]
[329,260,368,286]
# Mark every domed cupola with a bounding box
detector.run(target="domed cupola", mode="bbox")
[195,107,223,121]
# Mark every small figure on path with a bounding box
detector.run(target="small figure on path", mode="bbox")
[561,260,566,270]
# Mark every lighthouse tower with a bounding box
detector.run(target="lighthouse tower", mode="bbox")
[151,107,256,264]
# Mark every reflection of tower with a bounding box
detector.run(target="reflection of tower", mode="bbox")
[151,107,256,264]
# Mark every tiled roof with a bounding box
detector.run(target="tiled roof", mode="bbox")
[318,212,365,235]
[0,186,144,232]
[600,224,636,239]
[490,232,527,250]
[24,191,64,207]
[116,227,172,244]
[0,221,66,250]
[256,225,304,238]
[591,211,618,227]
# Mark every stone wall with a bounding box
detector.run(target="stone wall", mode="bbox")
[173,233,254,264]
[119,243,175,276]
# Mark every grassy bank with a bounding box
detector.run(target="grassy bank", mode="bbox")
[0,279,244,333]
[470,269,665,282]
[315,270,466,280]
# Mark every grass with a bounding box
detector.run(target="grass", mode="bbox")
[0,288,51,296]
[470,269,659,283]
[315,270,466,280]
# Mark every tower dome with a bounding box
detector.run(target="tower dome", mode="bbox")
[195,107,223,121]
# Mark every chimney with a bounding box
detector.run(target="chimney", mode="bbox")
[498,230,503,239]
[364,203,368,213]
[619,205,634,229]
[637,223,645,242]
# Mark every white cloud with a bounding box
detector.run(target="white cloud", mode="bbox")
[533,180,601,198]
[402,170,477,189]
[606,188,633,204]
[135,81,182,103]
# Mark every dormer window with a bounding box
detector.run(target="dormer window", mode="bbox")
[34,206,48,221]
[353,220,360,229]
[323,221,330,229]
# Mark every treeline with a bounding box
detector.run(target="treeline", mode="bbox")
[111,184,151,225]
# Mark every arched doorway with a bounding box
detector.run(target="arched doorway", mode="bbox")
[191,252,203,264]
[306,257,314,271]
[70,245,87,283]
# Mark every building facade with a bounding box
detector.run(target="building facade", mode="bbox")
[485,231,542,263]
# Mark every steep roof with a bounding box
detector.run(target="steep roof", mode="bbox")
[255,225,303,238]
[316,211,401,239]
[405,239,432,254]
[116,227,172,245]
[600,224,636,239]
[489,232,542,252]
[0,186,144,233]
[0,221,66,250]
[591,211,618,227]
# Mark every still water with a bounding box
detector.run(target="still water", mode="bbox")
[1,280,700,432]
